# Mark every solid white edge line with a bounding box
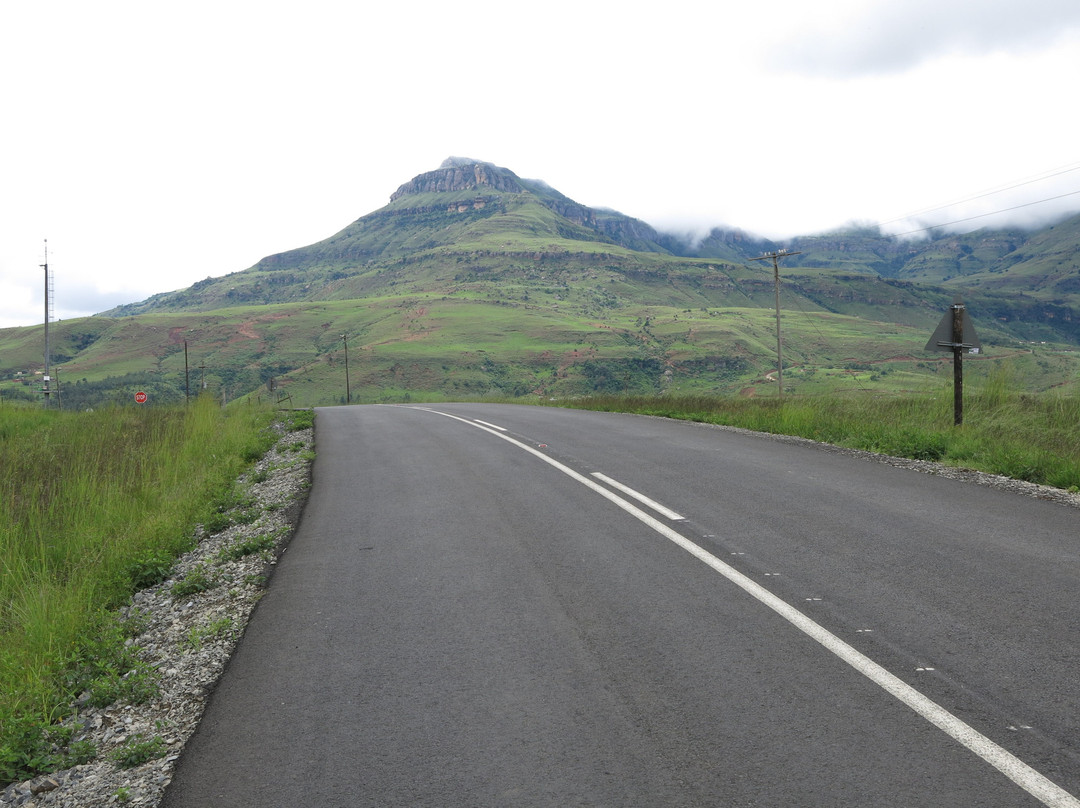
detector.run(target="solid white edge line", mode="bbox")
[473,419,507,431]
[591,472,685,521]
[410,406,1079,808]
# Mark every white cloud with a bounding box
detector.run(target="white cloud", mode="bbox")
[0,280,37,329]
[775,0,1080,76]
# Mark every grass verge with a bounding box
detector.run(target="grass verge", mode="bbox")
[0,398,283,785]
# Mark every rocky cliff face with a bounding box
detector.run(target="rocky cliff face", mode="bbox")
[390,160,524,200]
[384,157,674,254]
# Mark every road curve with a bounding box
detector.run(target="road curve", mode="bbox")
[161,404,1080,807]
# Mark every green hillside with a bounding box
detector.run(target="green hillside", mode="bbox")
[3,158,1080,407]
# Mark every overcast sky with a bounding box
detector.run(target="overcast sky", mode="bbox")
[3,0,1080,327]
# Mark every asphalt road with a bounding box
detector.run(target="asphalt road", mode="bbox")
[161,403,1080,807]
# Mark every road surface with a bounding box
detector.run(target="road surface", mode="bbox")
[161,403,1080,807]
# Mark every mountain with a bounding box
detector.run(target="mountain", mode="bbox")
[4,158,1080,407]
[102,158,682,315]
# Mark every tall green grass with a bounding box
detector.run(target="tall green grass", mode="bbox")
[556,377,1080,491]
[0,398,276,784]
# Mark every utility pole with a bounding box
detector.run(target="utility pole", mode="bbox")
[40,239,53,407]
[184,340,190,403]
[341,334,351,404]
[750,249,801,398]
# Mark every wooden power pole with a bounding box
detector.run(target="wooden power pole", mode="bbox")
[750,249,802,397]
[341,334,351,404]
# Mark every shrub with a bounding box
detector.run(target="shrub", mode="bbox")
[125,551,174,590]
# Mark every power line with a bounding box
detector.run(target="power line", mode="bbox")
[879,160,1080,226]
[891,188,1080,237]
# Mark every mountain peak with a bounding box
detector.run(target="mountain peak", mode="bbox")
[389,158,524,201]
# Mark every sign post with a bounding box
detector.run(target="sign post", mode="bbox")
[925,298,980,426]
[134,391,148,404]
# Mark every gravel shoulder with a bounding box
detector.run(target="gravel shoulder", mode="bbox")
[1,419,314,808]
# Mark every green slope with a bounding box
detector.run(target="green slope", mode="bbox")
[7,282,1080,409]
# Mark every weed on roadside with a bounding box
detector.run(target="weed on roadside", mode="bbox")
[170,564,217,600]
[0,719,96,785]
[124,550,175,590]
[110,734,166,769]
[70,621,160,710]
[286,409,315,431]
[217,532,278,562]
[185,617,234,651]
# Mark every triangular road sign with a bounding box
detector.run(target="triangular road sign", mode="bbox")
[925,300,981,352]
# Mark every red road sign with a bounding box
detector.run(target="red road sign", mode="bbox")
[134,391,147,403]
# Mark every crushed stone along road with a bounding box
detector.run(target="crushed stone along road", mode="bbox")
[1,421,313,808]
